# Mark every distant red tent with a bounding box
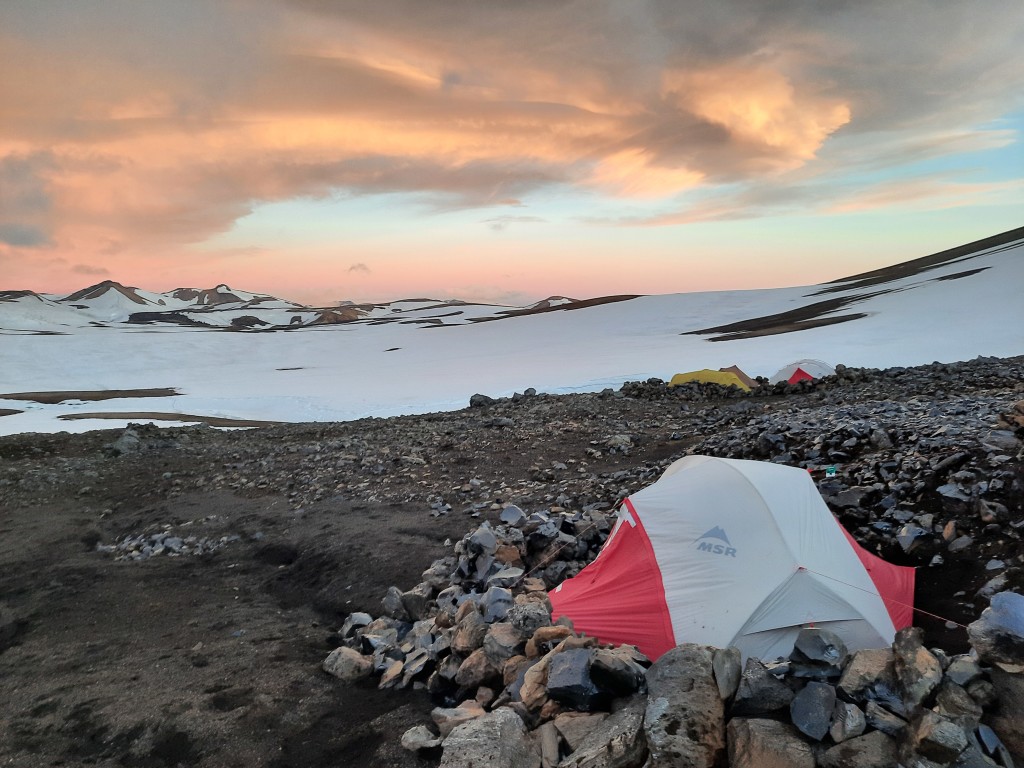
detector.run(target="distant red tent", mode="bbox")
[787,367,815,384]
[769,359,835,385]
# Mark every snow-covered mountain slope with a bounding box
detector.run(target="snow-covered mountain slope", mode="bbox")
[0,280,541,331]
[1,228,1021,435]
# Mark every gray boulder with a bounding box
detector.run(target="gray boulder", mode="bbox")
[432,699,486,739]
[321,646,372,682]
[789,681,836,740]
[507,602,553,637]
[911,710,969,764]
[712,646,742,701]
[401,582,434,620]
[987,666,1024,765]
[643,644,724,768]
[484,622,525,666]
[553,712,608,753]
[481,586,514,622]
[727,718,814,768]
[401,724,441,753]
[732,657,795,715]
[500,505,527,527]
[547,648,603,711]
[893,627,943,708]
[107,428,142,456]
[864,701,908,737]
[439,707,540,768]
[934,681,983,727]
[837,648,895,702]
[789,628,849,678]
[968,591,1024,671]
[452,609,488,654]
[946,655,983,687]
[381,585,410,621]
[590,647,647,697]
[339,611,372,639]
[454,648,500,688]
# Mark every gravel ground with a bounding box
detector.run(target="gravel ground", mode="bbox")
[1,357,1022,766]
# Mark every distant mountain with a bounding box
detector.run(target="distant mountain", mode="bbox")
[62,280,152,306]
[1,227,1022,436]
[1,226,1022,337]
[0,280,616,333]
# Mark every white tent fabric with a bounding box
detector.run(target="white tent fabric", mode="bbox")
[638,456,896,659]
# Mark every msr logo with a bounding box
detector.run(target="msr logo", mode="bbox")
[695,526,737,558]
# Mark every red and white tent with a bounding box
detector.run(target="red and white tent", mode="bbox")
[770,359,836,385]
[549,456,915,661]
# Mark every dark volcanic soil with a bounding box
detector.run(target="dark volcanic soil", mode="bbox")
[1,360,1022,766]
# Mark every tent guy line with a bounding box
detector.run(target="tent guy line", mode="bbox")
[799,565,969,630]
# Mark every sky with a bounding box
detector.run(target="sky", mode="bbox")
[1,0,1022,306]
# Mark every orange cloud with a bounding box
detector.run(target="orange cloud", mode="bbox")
[2,0,1021,294]
[663,65,851,169]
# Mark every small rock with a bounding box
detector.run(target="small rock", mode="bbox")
[829,700,866,743]
[818,730,898,768]
[321,646,372,682]
[401,724,441,752]
[431,699,486,739]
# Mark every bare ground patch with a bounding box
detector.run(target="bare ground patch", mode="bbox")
[0,388,180,404]
[684,293,883,341]
[58,412,282,428]
[810,226,1023,296]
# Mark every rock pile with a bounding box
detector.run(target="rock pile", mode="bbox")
[317,491,1024,767]
[95,522,242,561]
[326,572,1024,768]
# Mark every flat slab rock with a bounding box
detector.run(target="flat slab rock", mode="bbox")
[727,718,815,768]
[439,707,540,768]
[559,696,647,768]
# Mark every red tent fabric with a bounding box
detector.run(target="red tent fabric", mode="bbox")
[547,500,676,659]
[788,367,815,384]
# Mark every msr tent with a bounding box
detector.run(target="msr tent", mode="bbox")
[669,368,751,391]
[770,359,836,385]
[549,455,914,661]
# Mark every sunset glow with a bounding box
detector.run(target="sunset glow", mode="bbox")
[2,0,1022,305]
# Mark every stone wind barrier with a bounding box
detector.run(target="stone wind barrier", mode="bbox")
[321,514,1024,768]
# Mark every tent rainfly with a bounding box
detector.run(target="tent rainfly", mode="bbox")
[668,369,751,391]
[770,359,836,385]
[718,365,758,390]
[549,456,915,661]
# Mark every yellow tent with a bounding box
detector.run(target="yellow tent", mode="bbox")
[668,368,751,391]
